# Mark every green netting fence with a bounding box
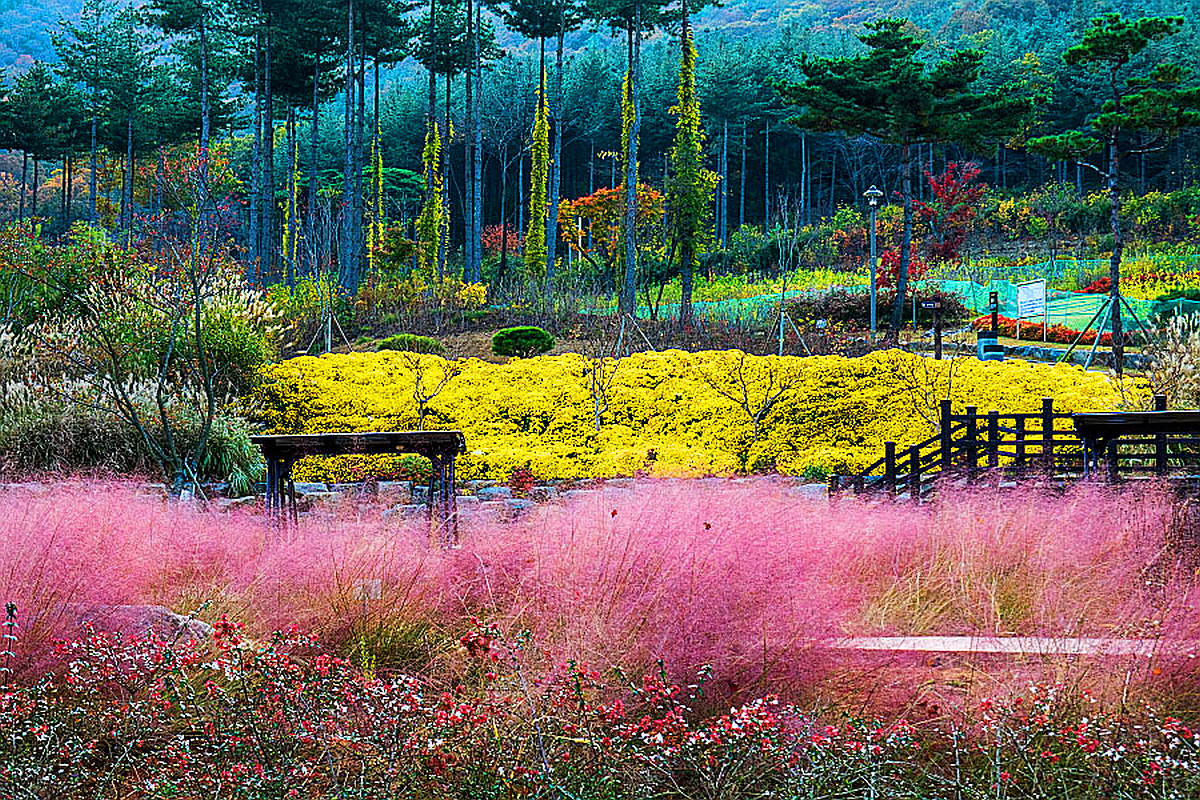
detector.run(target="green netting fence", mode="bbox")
[619,255,1200,329]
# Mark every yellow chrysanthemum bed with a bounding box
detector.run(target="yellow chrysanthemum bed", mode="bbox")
[250,349,1138,482]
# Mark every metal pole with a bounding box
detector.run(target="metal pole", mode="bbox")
[869,205,877,336]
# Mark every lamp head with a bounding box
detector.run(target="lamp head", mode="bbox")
[864,185,883,207]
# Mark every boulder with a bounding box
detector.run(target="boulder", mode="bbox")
[70,604,213,645]
[527,485,559,503]
[477,486,513,501]
[216,495,259,512]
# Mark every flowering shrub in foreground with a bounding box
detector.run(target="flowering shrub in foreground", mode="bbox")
[1,620,1196,799]
[252,349,1133,481]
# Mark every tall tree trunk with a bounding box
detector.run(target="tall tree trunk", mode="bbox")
[341,0,356,288]
[199,13,210,185]
[64,154,72,224]
[89,114,98,223]
[439,70,451,280]
[250,23,262,280]
[546,19,566,292]
[31,157,39,219]
[286,106,297,285]
[763,122,770,226]
[308,58,320,275]
[719,121,728,246]
[464,0,475,283]
[619,4,641,316]
[799,130,806,225]
[828,144,836,216]
[18,152,26,222]
[498,144,509,290]
[1108,138,1124,375]
[470,0,483,284]
[372,58,382,280]
[739,120,746,230]
[263,25,275,280]
[517,146,524,243]
[354,36,366,288]
[889,141,912,335]
[125,115,134,245]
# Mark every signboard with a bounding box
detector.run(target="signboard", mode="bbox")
[920,299,941,310]
[988,291,999,313]
[1017,279,1047,319]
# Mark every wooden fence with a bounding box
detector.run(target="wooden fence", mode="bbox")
[829,395,1200,498]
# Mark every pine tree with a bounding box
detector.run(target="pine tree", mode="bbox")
[778,18,1032,336]
[1028,14,1200,375]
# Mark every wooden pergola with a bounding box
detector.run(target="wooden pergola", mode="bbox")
[250,431,467,544]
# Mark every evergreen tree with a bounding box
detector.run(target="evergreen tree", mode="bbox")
[778,18,1031,335]
[525,83,549,275]
[1028,14,1200,374]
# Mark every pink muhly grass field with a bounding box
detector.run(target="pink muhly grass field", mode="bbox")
[0,479,1196,699]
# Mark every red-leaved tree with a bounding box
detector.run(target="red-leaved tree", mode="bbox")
[915,161,985,264]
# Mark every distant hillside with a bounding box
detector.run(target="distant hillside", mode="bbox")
[0,0,1183,73]
[0,0,959,73]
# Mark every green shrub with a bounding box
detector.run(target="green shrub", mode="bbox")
[377,333,445,355]
[491,326,555,359]
[0,391,263,494]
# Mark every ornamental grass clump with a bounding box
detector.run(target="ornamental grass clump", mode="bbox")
[0,479,1197,710]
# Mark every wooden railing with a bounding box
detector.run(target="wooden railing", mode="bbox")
[829,395,1200,498]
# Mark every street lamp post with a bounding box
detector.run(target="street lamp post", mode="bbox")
[864,185,883,336]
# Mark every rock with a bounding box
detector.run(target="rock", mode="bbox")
[377,481,413,501]
[412,486,431,504]
[603,478,634,489]
[464,479,498,491]
[477,501,506,520]
[602,487,634,500]
[292,482,328,495]
[70,604,213,645]
[504,498,534,515]
[383,503,428,520]
[455,495,480,509]
[216,496,258,512]
[477,486,513,501]
[527,485,559,503]
[785,483,829,501]
[561,489,595,501]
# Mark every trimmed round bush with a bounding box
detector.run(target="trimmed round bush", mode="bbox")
[377,333,445,355]
[491,326,555,359]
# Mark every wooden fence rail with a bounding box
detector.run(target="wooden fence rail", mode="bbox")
[829,395,1200,499]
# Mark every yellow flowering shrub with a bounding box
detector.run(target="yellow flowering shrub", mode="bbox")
[251,350,1139,482]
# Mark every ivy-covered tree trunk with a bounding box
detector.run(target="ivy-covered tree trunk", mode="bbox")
[545,23,565,294]
[890,141,912,335]
[1108,137,1124,374]
[525,39,549,281]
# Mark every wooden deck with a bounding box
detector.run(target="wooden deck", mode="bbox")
[250,431,466,546]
